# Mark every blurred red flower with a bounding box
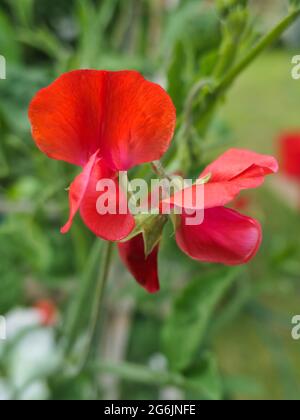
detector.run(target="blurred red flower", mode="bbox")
[280,132,300,180]
[29,70,176,241]
[35,300,57,326]
[231,196,251,211]
[119,149,278,293]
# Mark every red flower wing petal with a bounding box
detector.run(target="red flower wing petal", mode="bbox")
[80,159,135,241]
[200,148,278,182]
[29,70,176,169]
[176,207,262,265]
[61,151,99,234]
[118,234,160,293]
[163,148,278,211]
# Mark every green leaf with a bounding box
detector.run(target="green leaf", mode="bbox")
[185,353,222,400]
[289,0,300,10]
[18,27,70,62]
[75,0,119,68]
[162,267,241,372]
[0,140,9,178]
[223,375,265,398]
[89,355,222,400]
[6,0,35,27]
[167,40,188,113]
[0,11,21,63]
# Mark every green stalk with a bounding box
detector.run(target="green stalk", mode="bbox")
[166,8,300,172]
[88,361,219,399]
[179,6,300,159]
[80,240,114,368]
[216,7,300,94]
[64,239,104,355]
[151,161,171,180]
[90,361,185,388]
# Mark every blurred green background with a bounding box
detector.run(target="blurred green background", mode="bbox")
[0,0,300,400]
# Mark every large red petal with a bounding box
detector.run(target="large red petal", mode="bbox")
[118,234,160,293]
[98,71,176,170]
[29,71,108,166]
[80,159,135,241]
[176,207,262,265]
[29,70,176,169]
[61,150,99,234]
[164,148,278,210]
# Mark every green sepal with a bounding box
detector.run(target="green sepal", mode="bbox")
[120,213,168,257]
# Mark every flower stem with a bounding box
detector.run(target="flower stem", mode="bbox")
[178,6,300,149]
[64,239,103,356]
[216,7,300,94]
[151,161,171,180]
[81,240,114,369]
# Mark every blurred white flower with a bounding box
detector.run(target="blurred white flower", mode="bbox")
[9,328,60,390]
[19,381,50,401]
[0,307,61,400]
[0,380,11,401]
[5,308,41,339]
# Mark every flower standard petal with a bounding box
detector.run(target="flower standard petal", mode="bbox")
[29,70,109,166]
[29,70,176,170]
[98,71,176,170]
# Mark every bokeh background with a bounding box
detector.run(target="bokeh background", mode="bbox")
[0,0,300,400]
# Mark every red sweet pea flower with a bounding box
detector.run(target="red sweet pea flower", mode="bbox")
[279,132,300,180]
[118,149,278,293]
[29,70,176,241]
